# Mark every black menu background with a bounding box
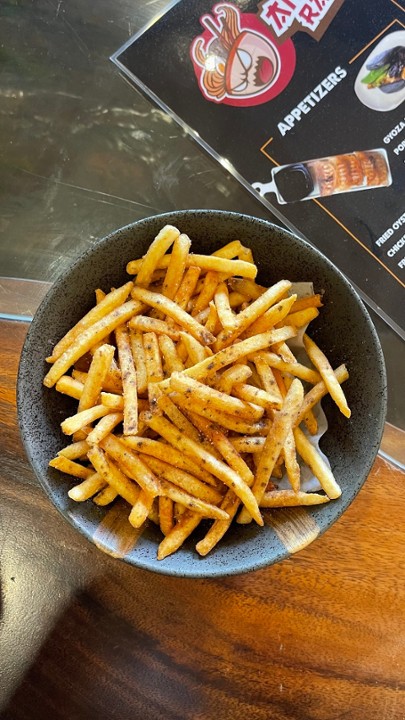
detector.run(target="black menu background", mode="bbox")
[113,0,405,338]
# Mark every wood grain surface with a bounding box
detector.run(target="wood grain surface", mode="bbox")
[1,319,405,720]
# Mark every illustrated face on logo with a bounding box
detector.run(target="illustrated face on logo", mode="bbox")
[190,3,296,107]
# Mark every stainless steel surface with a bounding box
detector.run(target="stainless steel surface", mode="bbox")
[0,0,404,436]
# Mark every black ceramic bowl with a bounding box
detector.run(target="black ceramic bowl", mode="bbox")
[17,211,387,577]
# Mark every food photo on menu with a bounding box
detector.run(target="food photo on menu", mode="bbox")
[112,0,405,339]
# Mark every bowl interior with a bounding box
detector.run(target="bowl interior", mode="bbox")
[17,210,387,577]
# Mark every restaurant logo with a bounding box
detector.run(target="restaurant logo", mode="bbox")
[190,3,296,106]
[257,0,345,41]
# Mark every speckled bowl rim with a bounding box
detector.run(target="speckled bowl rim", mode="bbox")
[17,210,387,578]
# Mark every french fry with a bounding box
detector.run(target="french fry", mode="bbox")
[212,239,244,258]
[157,511,201,560]
[173,266,201,310]
[232,382,283,412]
[242,295,297,338]
[169,372,264,422]
[116,324,138,435]
[143,331,164,384]
[49,455,93,480]
[135,225,180,287]
[68,472,106,501]
[157,326,296,390]
[93,485,119,506]
[158,496,174,536]
[158,334,185,375]
[252,354,283,400]
[156,392,202,444]
[196,488,241,557]
[60,404,111,436]
[86,412,123,445]
[238,378,304,524]
[303,334,351,418]
[142,455,223,505]
[284,307,319,328]
[214,363,252,394]
[214,280,293,350]
[179,331,210,365]
[43,299,143,388]
[100,434,160,496]
[256,351,321,384]
[170,390,268,435]
[47,281,133,363]
[290,294,323,313]
[128,315,180,340]
[294,427,342,499]
[87,445,140,505]
[295,364,349,427]
[58,440,90,460]
[129,489,156,528]
[260,489,329,507]
[162,232,191,299]
[228,277,266,300]
[283,430,301,493]
[128,253,258,279]
[131,286,215,346]
[56,375,84,400]
[122,435,219,487]
[129,329,148,396]
[214,282,235,329]
[229,436,265,453]
[144,412,263,525]
[78,344,115,412]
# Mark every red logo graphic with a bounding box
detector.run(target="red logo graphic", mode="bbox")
[190,3,296,107]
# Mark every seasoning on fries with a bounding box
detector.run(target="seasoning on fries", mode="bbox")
[45,224,351,559]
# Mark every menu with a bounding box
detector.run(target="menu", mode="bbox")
[112,0,405,338]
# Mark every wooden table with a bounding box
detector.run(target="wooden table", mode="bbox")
[1,316,405,719]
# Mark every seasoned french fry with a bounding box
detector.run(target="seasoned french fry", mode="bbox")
[68,472,106,501]
[129,315,180,340]
[238,378,304,524]
[212,239,244,258]
[303,334,351,418]
[296,364,349,427]
[283,429,300,493]
[78,344,115,412]
[232,382,283,412]
[157,511,201,560]
[196,488,241,557]
[142,456,223,505]
[87,445,140,505]
[86,412,123,445]
[143,331,164,384]
[284,307,319,328]
[61,404,111,436]
[179,331,210,365]
[131,286,215,346]
[162,232,191,299]
[158,334,185,375]
[214,282,235,330]
[122,435,219,487]
[128,254,257,279]
[290,294,323,313]
[129,329,148,396]
[144,412,263,525]
[49,455,93,480]
[173,266,201,310]
[43,300,143,388]
[294,427,342,499]
[135,225,180,287]
[56,375,84,400]
[129,489,156,528]
[256,351,321,384]
[169,372,264,422]
[58,440,90,460]
[260,489,329,507]
[156,392,202,443]
[170,390,268,435]
[100,434,160,496]
[242,295,296,338]
[93,485,119,506]
[214,280,292,350]
[47,281,133,363]
[116,324,138,435]
[158,496,174,536]
[214,363,252,394]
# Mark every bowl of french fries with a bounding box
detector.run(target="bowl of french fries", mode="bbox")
[17,210,386,577]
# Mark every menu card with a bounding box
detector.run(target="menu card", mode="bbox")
[112,0,405,338]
